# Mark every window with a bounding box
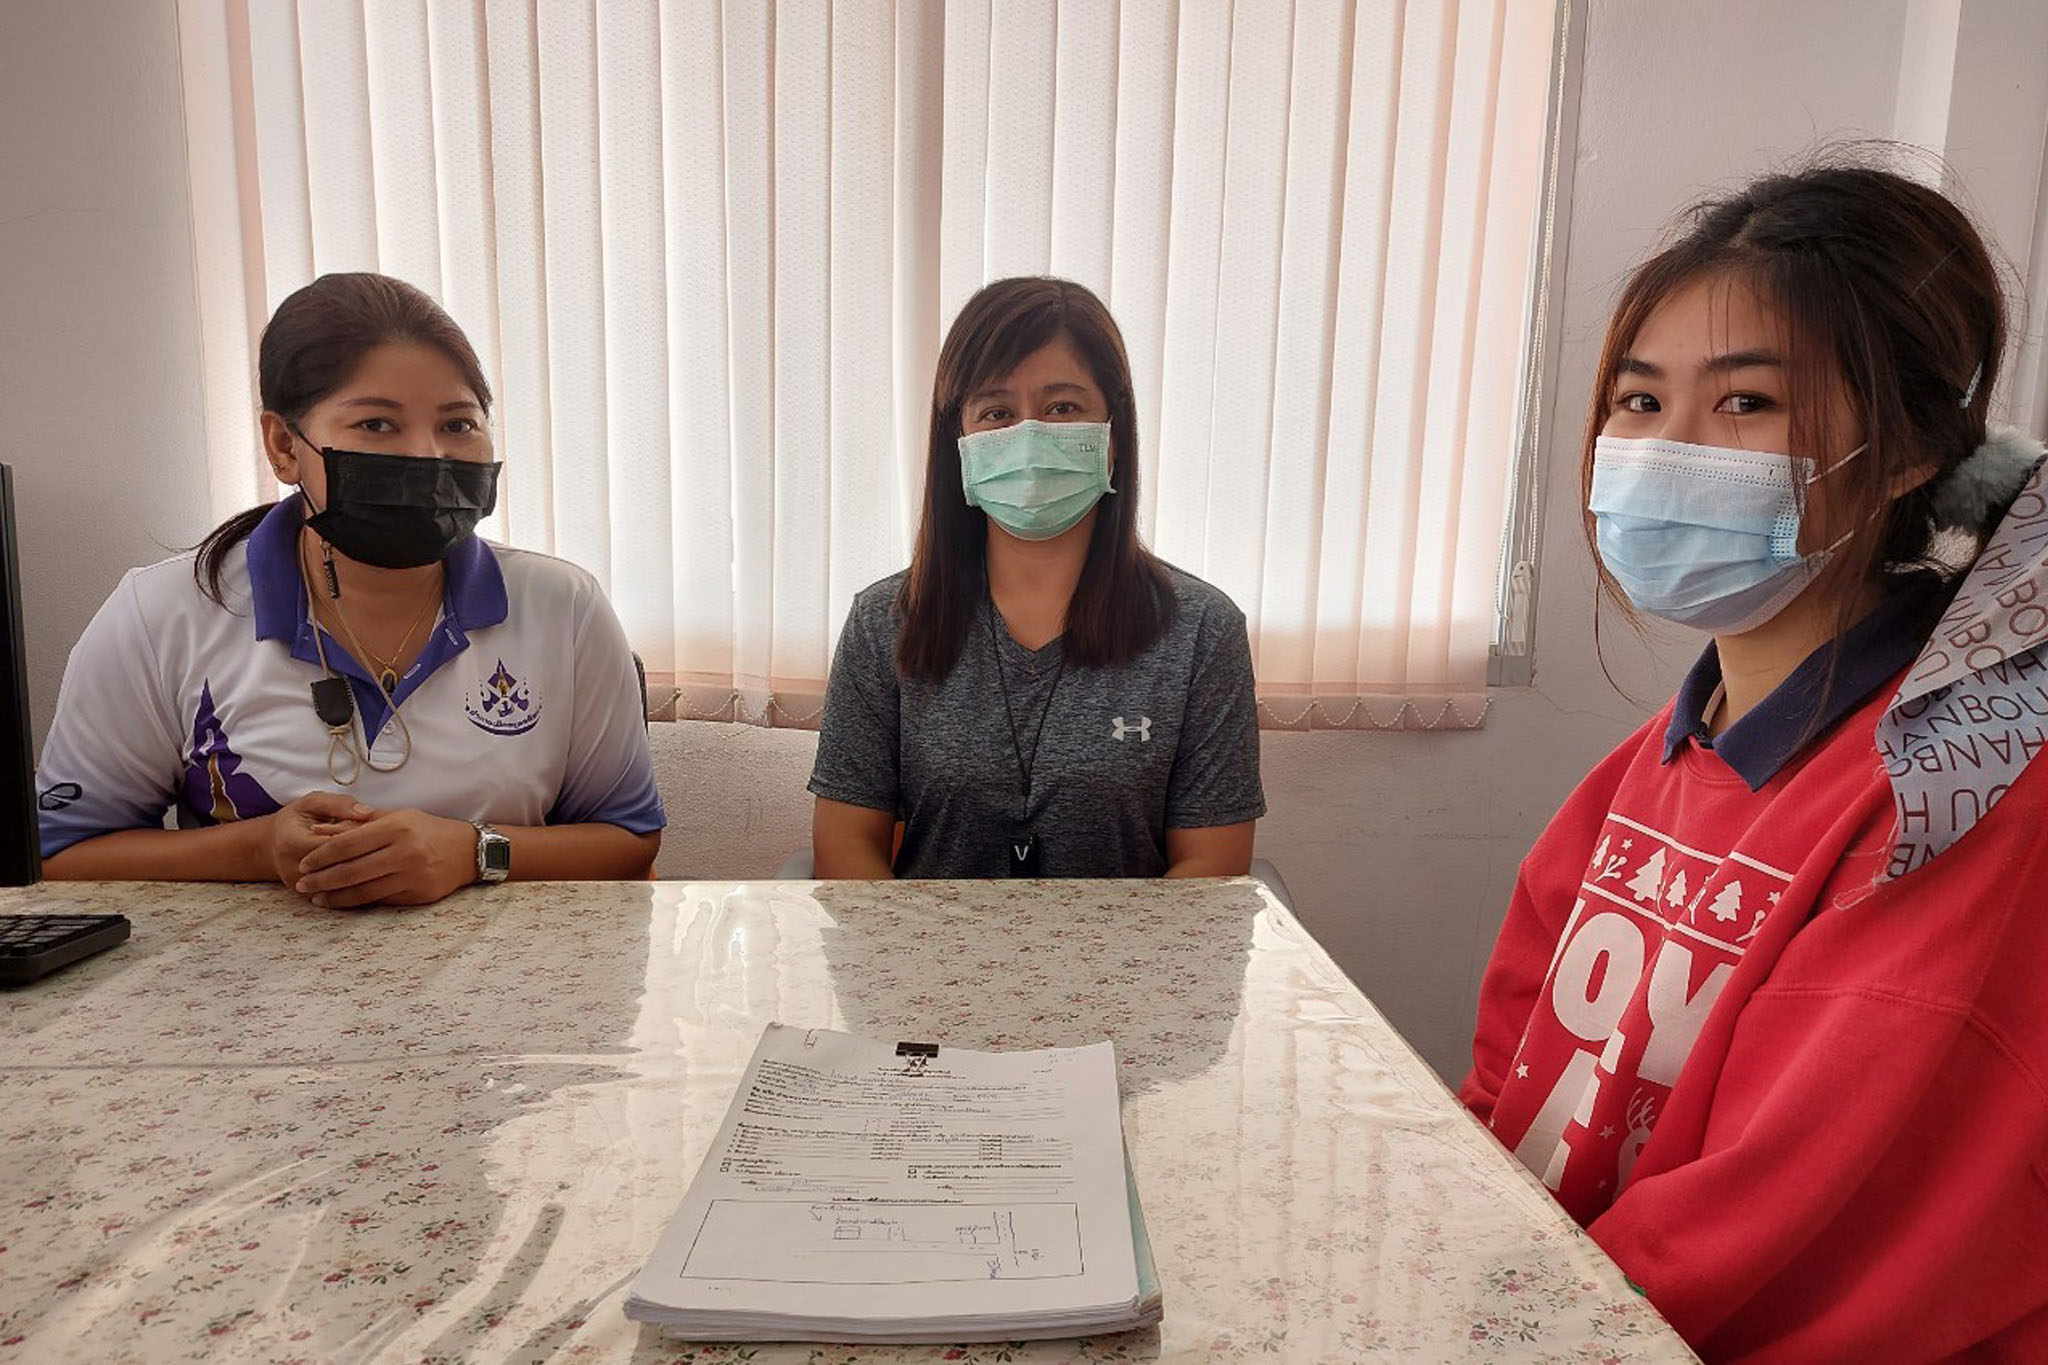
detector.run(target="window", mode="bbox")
[177,0,1562,729]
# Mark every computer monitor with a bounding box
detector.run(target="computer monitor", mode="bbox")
[1,463,40,885]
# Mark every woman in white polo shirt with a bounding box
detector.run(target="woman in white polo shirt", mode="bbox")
[36,273,663,906]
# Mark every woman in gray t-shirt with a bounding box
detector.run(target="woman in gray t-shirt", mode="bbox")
[808,277,1265,879]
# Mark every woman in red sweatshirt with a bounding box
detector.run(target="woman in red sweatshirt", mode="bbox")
[1462,162,2048,1362]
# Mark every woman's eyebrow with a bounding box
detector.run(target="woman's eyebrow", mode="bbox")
[1700,349,1783,374]
[332,396,482,412]
[1615,350,1782,379]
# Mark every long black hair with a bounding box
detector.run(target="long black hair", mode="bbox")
[896,276,1173,678]
[193,273,493,603]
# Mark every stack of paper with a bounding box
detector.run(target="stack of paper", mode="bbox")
[626,1023,1162,1343]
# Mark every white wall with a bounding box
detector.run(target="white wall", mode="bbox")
[2,0,212,733]
[7,2,2040,1082]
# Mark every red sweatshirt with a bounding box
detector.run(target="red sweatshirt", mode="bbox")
[1462,659,2048,1361]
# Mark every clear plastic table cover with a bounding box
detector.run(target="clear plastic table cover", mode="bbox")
[0,878,1694,1363]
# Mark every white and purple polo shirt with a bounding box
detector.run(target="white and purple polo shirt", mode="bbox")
[35,498,664,856]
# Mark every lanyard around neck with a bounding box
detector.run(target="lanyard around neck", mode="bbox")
[303,569,414,784]
[985,594,1067,827]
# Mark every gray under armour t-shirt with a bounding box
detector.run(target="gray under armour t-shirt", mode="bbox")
[807,564,1266,877]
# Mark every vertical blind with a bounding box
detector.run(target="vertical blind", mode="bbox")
[177,0,1556,730]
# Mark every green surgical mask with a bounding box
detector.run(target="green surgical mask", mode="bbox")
[958,419,1115,541]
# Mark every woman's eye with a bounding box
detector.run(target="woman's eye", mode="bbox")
[1045,401,1080,417]
[444,417,481,435]
[1613,392,1659,414]
[1717,393,1775,415]
[354,417,397,434]
[976,407,1013,425]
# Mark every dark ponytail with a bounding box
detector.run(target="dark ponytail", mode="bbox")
[193,503,283,606]
[192,272,492,604]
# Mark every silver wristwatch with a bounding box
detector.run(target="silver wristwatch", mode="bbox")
[471,821,511,884]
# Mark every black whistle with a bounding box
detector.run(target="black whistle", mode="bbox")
[310,676,355,729]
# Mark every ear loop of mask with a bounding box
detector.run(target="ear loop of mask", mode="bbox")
[1800,443,1869,557]
[284,421,342,598]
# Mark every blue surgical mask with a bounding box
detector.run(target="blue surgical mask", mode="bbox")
[1589,435,1862,633]
[958,420,1115,541]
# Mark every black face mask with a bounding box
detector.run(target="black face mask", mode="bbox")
[301,447,501,569]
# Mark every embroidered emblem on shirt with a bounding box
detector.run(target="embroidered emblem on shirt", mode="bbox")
[466,658,543,736]
[178,682,277,825]
[37,781,81,811]
[1111,715,1151,742]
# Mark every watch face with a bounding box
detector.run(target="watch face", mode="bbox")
[483,839,512,874]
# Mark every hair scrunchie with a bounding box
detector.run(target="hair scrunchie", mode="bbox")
[1930,425,2048,532]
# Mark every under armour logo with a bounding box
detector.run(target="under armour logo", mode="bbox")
[1111,715,1151,742]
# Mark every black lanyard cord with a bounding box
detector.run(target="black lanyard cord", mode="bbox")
[985,594,1067,826]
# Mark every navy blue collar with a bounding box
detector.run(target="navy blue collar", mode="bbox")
[246,495,506,643]
[1662,572,1955,791]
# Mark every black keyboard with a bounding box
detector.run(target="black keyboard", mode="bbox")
[0,914,130,985]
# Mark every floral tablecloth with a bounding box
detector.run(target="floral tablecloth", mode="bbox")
[0,879,1692,1363]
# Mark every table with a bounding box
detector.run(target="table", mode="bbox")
[0,878,1693,1363]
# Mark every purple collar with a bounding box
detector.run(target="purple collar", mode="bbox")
[246,496,506,643]
[245,496,507,736]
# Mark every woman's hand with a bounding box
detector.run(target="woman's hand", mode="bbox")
[291,808,479,909]
[262,791,374,889]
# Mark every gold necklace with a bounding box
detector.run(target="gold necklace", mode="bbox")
[302,541,443,694]
[304,575,415,781]
[329,588,440,694]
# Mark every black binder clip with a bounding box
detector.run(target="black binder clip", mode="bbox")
[895,1040,937,1073]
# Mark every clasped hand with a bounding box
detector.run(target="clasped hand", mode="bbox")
[264,791,478,909]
